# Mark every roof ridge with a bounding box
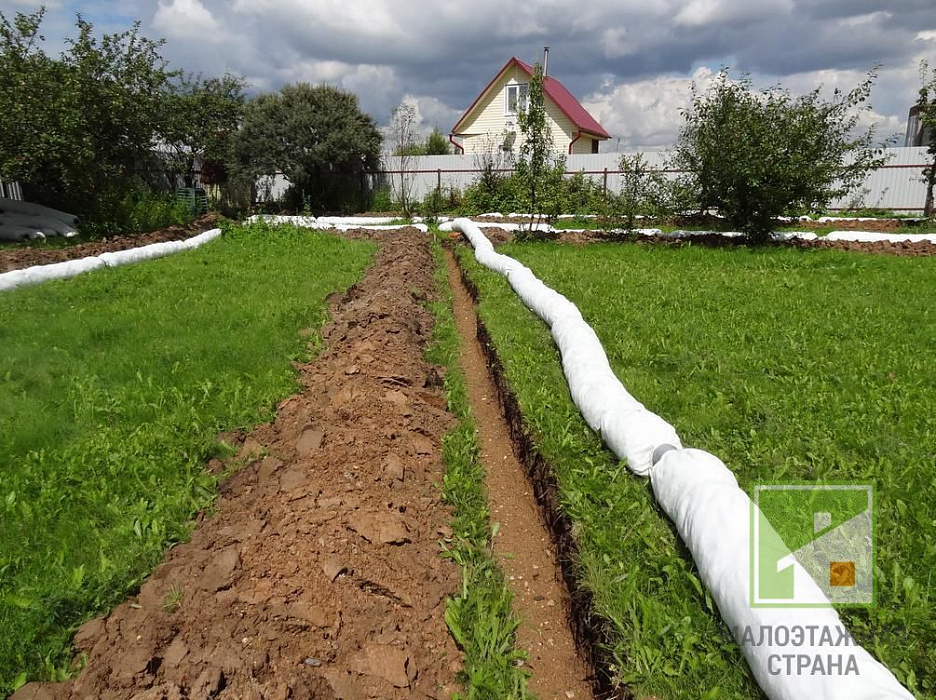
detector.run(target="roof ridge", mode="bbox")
[452,56,610,140]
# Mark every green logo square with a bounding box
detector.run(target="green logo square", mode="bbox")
[751,484,874,608]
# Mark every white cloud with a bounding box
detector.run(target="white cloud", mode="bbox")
[583,68,718,149]
[601,28,631,59]
[14,0,931,139]
[400,95,463,137]
[3,0,60,7]
[152,0,220,40]
[674,0,793,27]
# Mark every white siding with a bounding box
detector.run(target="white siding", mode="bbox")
[570,135,599,155]
[457,65,579,155]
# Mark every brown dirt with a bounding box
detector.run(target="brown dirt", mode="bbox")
[444,250,594,700]
[0,213,223,272]
[453,250,628,699]
[546,229,936,257]
[469,215,916,232]
[13,228,461,700]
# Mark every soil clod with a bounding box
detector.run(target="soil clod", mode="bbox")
[14,229,460,700]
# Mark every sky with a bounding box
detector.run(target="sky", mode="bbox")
[2,0,935,149]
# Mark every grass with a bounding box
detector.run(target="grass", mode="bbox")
[0,222,375,695]
[457,241,936,699]
[425,234,530,699]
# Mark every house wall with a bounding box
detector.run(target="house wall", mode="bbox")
[457,65,580,155]
[570,134,600,155]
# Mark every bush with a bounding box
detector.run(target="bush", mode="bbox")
[674,69,890,241]
[80,180,193,237]
[561,171,605,215]
[370,185,395,212]
[600,153,682,232]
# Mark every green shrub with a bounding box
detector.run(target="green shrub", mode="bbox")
[80,180,193,237]
[560,170,605,215]
[370,185,395,212]
[674,69,890,241]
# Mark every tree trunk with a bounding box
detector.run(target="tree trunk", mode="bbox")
[925,165,935,218]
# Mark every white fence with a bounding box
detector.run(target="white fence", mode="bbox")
[372,147,932,212]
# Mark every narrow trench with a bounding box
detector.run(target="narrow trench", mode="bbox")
[443,248,594,700]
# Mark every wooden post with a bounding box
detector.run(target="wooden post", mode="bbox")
[603,167,609,198]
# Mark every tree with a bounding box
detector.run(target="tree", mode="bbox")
[160,72,246,188]
[228,83,382,213]
[394,127,452,157]
[915,61,936,218]
[515,62,564,235]
[0,9,175,211]
[674,69,890,241]
[388,101,418,215]
[422,128,452,155]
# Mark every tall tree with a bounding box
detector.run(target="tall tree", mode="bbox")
[915,61,936,217]
[160,72,247,188]
[515,62,564,234]
[0,9,175,209]
[229,83,381,213]
[388,101,418,214]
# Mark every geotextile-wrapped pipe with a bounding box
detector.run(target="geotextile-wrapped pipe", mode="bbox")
[0,228,222,293]
[452,217,914,700]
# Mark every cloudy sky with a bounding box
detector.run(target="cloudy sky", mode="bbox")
[3,0,935,148]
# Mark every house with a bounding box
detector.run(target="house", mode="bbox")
[904,105,933,147]
[449,56,610,156]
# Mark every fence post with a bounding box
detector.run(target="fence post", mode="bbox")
[437,168,442,195]
[603,167,608,198]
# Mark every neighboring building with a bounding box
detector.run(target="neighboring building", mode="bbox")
[905,105,933,147]
[450,57,610,156]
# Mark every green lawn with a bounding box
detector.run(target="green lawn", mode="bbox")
[0,222,375,694]
[458,241,935,699]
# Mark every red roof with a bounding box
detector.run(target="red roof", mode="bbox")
[452,57,610,140]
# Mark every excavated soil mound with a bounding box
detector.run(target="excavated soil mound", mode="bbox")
[0,213,223,272]
[549,229,936,257]
[14,228,461,700]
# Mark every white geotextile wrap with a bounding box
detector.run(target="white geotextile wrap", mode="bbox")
[0,229,222,293]
[246,215,429,233]
[438,221,553,233]
[453,217,680,475]
[825,230,936,244]
[452,217,913,700]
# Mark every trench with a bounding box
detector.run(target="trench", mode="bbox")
[443,247,596,700]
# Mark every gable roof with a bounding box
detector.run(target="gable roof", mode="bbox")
[452,57,610,140]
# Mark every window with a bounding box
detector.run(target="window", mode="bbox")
[505,83,529,115]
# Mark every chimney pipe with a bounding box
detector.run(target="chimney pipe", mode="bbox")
[543,46,549,77]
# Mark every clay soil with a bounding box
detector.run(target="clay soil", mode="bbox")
[444,250,593,700]
[547,229,936,257]
[14,228,462,700]
[0,214,223,273]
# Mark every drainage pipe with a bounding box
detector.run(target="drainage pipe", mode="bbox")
[452,217,913,700]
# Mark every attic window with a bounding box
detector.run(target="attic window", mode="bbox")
[505,83,529,115]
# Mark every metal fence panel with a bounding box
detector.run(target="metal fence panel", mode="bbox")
[371,147,932,212]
